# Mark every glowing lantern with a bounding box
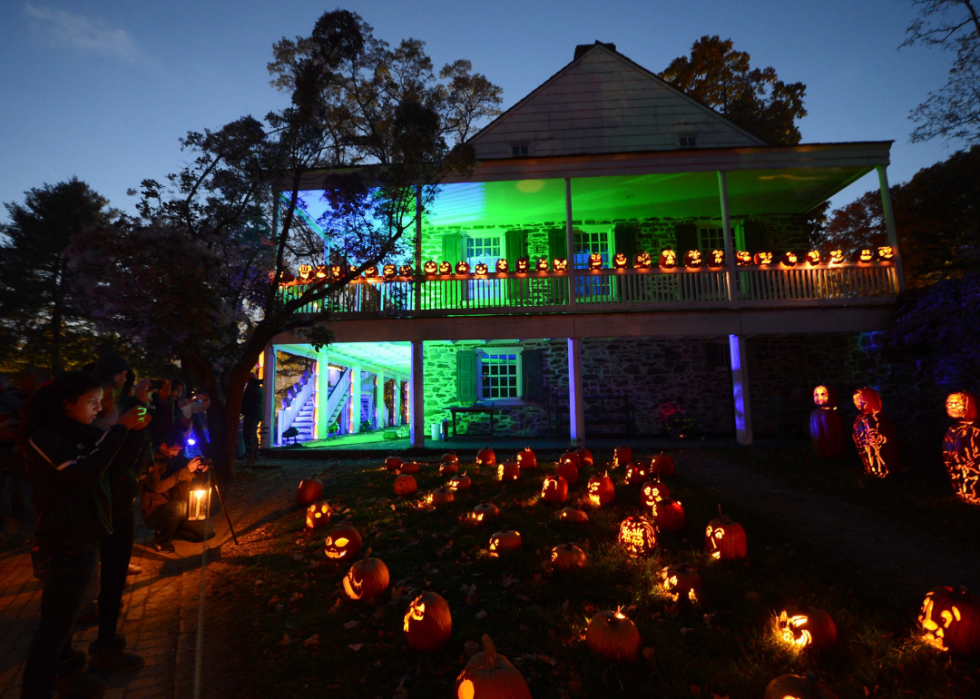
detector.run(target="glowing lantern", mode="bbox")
[613,445,633,468]
[475,262,489,275]
[918,586,980,654]
[516,447,537,468]
[541,475,568,503]
[575,447,594,468]
[497,461,520,482]
[852,387,898,479]
[806,250,822,266]
[315,265,329,279]
[780,251,798,267]
[624,462,649,486]
[776,606,838,652]
[382,264,397,280]
[455,261,470,275]
[535,257,549,272]
[876,246,894,262]
[324,523,362,560]
[363,265,378,278]
[423,260,438,276]
[764,673,838,699]
[683,250,703,269]
[495,259,508,273]
[653,497,686,532]
[943,392,980,504]
[640,479,670,509]
[439,461,459,476]
[810,385,844,460]
[516,257,530,274]
[394,475,418,495]
[618,516,657,557]
[343,548,389,601]
[659,563,701,606]
[330,265,345,280]
[448,471,472,491]
[585,252,602,270]
[633,252,652,269]
[453,635,532,699]
[439,261,453,275]
[470,502,499,523]
[735,250,752,266]
[613,252,628,269]
[707,249,725,269]
[553,257,568,272]
[398,462,420,474]
[650,454,674,478]
[384,456,403,472]
[560,450,582,470]
[857,248,874,263]
[403,591,452,651]
[399,264,414,277]
[659,249,677,269]
[188,485,211,521]
[488,530,522,557]
[829,249,844,265]
[442,452,459,465]
[298,264,314,282]
[305,501,331,530]
[296,479,323,506]
[705,507,747,562]
[550,543,587,573]
[475,446,496,468]
[558,507,589,524]
[430,487,455,507]
[586,609,641,663]
[587,472,615,506]
[753,251,773,266]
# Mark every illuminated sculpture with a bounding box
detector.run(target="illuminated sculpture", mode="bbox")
[461,502,498,527]
[495,259,509,273]
[382,264,397,280]
[780,251,798,267]
[857,248,874,263]
[659,563,701,606]
[315,265,329,280]
[536,257,549,272]
[330,265,344,280]
[764,673,838,699]
[541,475,568,503]
[558,507,589,524]
[403,591,452,651]
[613,252,629,269]
[324,523,362,560]
[618,516,657,557]
[456,261,470,275]
[488,530,522,556]
[298,264,314,282]
[810,385,845,459]
[705,507,747,562]
[475,262,489,275]
[640,479,670,509]
[497,461,520,481]
[753,251,773,266]
[735,250,752,266]
[586,609,641,662]
[683,250,703,269]
[624,462,649,485]
[399,264,414,277]
[453,635,532,699]
[516,257,530,273]
[943,392,980,504]
[394,474,417,495]
[363,265,378,278]
[587,472,615,506]
[877,246,895,262]
[423,260,438,276]
[829,249,844,265]
[918,586,980,654]
[707,249,725,269]
[633,252,652,269]
[576,446,594,468]
[553,258,568,272]
[852,387,899,478]
[806,250,822,266]
[659,249,677,269]
[305,501,331,530]
[439,261,453,275]
[588,252,603,270]
[550,543,588,572]
[343,548,389,601]
[775,605,838,652]
[296,479,323,506]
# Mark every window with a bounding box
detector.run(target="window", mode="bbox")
[464,233,502,297]
[697,225,726,251]
[705,341,730,370]
[573,228,613,297]
[511,144,530,156]
[479,350,521,401]
[679,136,697,148]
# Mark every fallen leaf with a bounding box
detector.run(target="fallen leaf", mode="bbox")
[327,597,342,614]
[304,633,319,647]
[279,633,292,646]
[475,609,488,620]
[343,620,360,630]
[348,643,363,651]
[267,595,280,607]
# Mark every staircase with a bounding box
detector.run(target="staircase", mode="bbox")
[289,394,317,442]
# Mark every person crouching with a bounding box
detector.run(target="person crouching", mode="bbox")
[142,432,206,553]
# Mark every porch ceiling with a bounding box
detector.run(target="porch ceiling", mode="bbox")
[278,341,412,375]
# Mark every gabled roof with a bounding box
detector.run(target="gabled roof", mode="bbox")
[468,42,767,159]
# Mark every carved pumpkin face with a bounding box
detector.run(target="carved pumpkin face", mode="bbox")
[324,524,362,560]
[343,549,390,601]
[613,445,633,468]
[735,250,752,266]
[659,563,701,605]
[813,385,837,408]
[403,591,452,651]
[399,264,414,277]
[753,251,773,266]
[587,472,615,507]
[586,609,641,662]
[315,265,329,279]
[456,260,470,275]
[588,252,603,270]
[550,543,587,572]
[634,252,652,269]
[382,264,397,280]
[475,262,489,275]
[877,246,894,261]
[475,447,496,468]
[439,261,452,275]
[488,530,522,557]
[659,249,677,269]
[946,392,978,421]
[541,475,568,503]
[918,586,980,654]
[497,461,520,481]
[781,251,798,267]
[705,514,747,562]
[830,249,844,264]
[806,250,821,266]
[624,462,649,485]
[684,250,702,269]
[516,257,530,273]
[439,461,458,476]
[448,471,472,491]
[553,257,568,272]
[305,501,331,530]
[473,502,499,520]
[558,507,589,524]
[858,248,874,263]
[708,249,725,269]
[495,259,508,273]
[298,264,314,282]
[852,387,883,414]
[776,607,838,652]
[364,265,379,278]
[394,475,417,495]
[536,257,549,272]
[618,516,657,557]
[423,260,438,275]
[641,480,670,508]
[613,252,628,269]
[330,265,344,279]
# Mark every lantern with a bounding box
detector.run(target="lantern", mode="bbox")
[852,387,898,479]
[553,257,568,272]
[430,487,455,507]
[550,544,587,573]
[495,259,508,274]
[296,479,324,506]
[829,249,844,265]
[497,461,520,481]
[943,392,980,504]
[587,472,615,506]
[650,453,674,478]
[453,635,532,699]
[442,452,459,465]
[806,250,822,266]
[384,456,403,472]
[439,261,452,275]
[780,251,798,267]
[764,673,838,699]
[653,497,686,532]
[683,250,703,269]
[423,260,438,275]
[576,447,594,468]
[324,524,362,561]
[188,485,211,521]
[810,385,844,460]
[613,252,628,269]
[315,265,329,279]
[472,502,499,522]
[659,563,701,606]
[856,248,874,263]
[455,260,470,275]
[394,475,418,495]
[753,251,773,266]
[343,548,390,601]
[586,252,602,270]
[707,249,725,269]
[633,252,652,269]
[364,265,378,278]
[382,263,397,280]
[448,471,472,491]
[399,264,414,277]
[877,246,894,262]
[918,586,980,654]
[558,507,589,524]
[775,606,838,652]
[735,250,752,266]
[541,475,568,503]
[474,262,489,275]
[640,479,670,509]
[613,445,633,468]
[705,508,747,562]
[403,591,452,651]
[617,516,657,557]
[475,446,496,468]
[516,257,530,274]
[561,451,582,470]
[488,530,522,557]
[298,264,314,282]
[439,461,459,476]
[535,257,549,272]
[659,249,677,269]
[624,462,649,486]
[305,501,331,530]
[586,609,641,663]
[516,447,537,468]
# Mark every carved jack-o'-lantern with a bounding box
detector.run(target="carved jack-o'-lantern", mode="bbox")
[613,252,628,269]
[653,497,686,532]
[877,246,894,262]
[557,458,579,487]
[659,563,701,606]
[430,487,456,507]
[343,548,389,601]
[650,454,675,478]
[852,387,898,478]
[813,385,833,407]
[618,516,657,557]
[423,260,438,276]
[586,609,641,663]
[613,445,633,468]
[476,446,496,468]
[312,265,328,280]
[624,462,649,485]
[641,480,671,509]
[305,501,331,530]
[634,251,652,269]
[516,447,537,469]
[946,392,979,421]
[780,251,798,267]
[918,586,980,654]
[448,471,472,491]
[399,263,414,277]
[439,461,459,476]
[329,264,343,280]
[475,262,489,275]
[558,507,589,524]
[516,257,530,274]
[382,263,397,280]
[453,635,532,699]
[576,447,594,468]
[488,530,522,557]
[277,270,296,284]
[536,257,549,272]
[806,250,822,266]
[394,475,418,495]
[364,265,379,278]
[297,479,323,506]
[385,456,403,472]
[550,543,588,573]
[553,257,568,272]
[324,523,362,560]
[776,606,838,652]
[754,251,773,266]
[439,261,453,275]
[735,250,752,266]
[460,502,497,527]
[495,259,508,274]
[684,250,703,269]
[541,475,568,503]
[829,249,844,265]
[764,674,838,699]
[442,451,459,465]
[398,462,420,474]
[403,591,452,651]
[943,392,980,504]
[705,508,747,562]
[707,249,725,269]
[659,249,677,269]
[587,472,615,507]
[497,461,520,482]
[587,252,603,270]
[857,248,874,263]
[298,264,314,282]
[853,387,883,414]
[455,260,470,275]
[811,385,844,460]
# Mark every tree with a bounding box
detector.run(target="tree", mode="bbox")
[68,10,502,477]
[0,178,115,374]
[659,35,807,145]
[903,0,980,144]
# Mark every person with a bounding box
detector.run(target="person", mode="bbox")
[241,375,264,465]
[1,369,50,541]
[142,431,207,552]
[21,372,149,699]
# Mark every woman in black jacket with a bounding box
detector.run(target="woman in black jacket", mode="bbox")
[21,372,148,699]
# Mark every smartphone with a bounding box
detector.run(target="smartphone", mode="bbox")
[149,379,165,390]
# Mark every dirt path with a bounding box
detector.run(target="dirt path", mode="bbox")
[678,452,980,607]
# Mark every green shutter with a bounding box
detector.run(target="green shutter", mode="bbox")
[522,349,543,401]
[505,229,528,266]
[614,224,638,259]
[548,228,567,259]
[456,350,477,404]
[674,222,698,252]
[743,219,768,252]
[442,231,462,264]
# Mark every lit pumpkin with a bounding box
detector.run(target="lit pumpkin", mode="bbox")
[495,259,508,273]
[633,252,652,269]
[852,387,899,478]
[587,252,603,270]
[296,479,323,506]
[640,480,670,509]
[557,459,579,487]
[453,634,532,699]
[652,498,686,532]
[363,265,379,278]
[550,544,587,573]
[476,447,496,468]
[946,392,979,421]
[516,257,530,274]
[442,452,459,464]
[456,260,470,275]
[535,257,549,272]
[707,249,725,269]
[613,252,628,269]
[683,250,702,269]
[278,271,296,284]
[561,450,582,470]
[329,265,342,279]
[829,249,844,264]
[553,258,568,272]
[403,591,452,651]
[488,530,522,556]
[541,475,568,503]
[473,502,500,520]
[439,461,459,476]
[764,673,838,699]
[650,454,675,478]
[659,249,677,269]
[659,563,701,606]
[516,447,537,468]
[613,445,633,468]
[754,251,773,266]
[918,586,980,654]
[586,609,641,663]
[343,548,389,601]
[624,462,649,485]
[298,264,314,282]
[558,507,589,524]
[385,456,404,473]
[423,260,438,275]
[587,472,615,506]
[305,501,331,530]
[394,475,418,495]
[806,250,822,266]
[618,516,657,557]
[780,251,798,267]
[876,246,894,262]
[399,462,420,474]
[776,605,838,652]
[349,264,361,277]
[382,264,397,280]
[399,263,414,277]
[497,461,520,482]
[448,471,472,491]
[853,386,883,414]
[439,261,453,275]
[944,392,980,504]
[475,262,489,275]
[735,250,752,266]
[324,524,362,561]
[705,509,747,562]
[430,487,455,507]
[857,248,874,263]
[575,447,594,468]
[810,385,844,460]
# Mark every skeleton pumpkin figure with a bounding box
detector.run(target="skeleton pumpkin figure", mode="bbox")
[918,585,980,654]
[659,249,677,269]
[852,387,899,478]
[943,392,980,504]
[810,385,845,459]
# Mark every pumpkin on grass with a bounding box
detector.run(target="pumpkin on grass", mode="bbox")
[394,475,417,496]
[652,498,686,532]
[430,487,455,506]
[659,563,701,606]
[403,591,452,651]
[343,548,389,601]
[558,507,589,524]
[541,475,568,503]
[618,516,657,557]
[516,447,537,469]
[918,585,980,654]
[439,461,459,476]
[613,445,633,468]
[586,608,641,662]
[575,447,594,468]
[550,543,588,572]
[454,634,531,699]
[705,506,747,562]
[557,458,580,487]
[476,446,496,468]
[324,523,362,561]
[764,673,838,699]
[448,472,472,491]
[442,452,459,465]
[650,453,675,478]
[624,462,649,485]
[488,530,522,556]
[296,478,323,506]
[304,501,331,530]
[497,461,520,481]
[776,605,838,652]
[641,479,671,508]
[587,471,615,506]
[384,456,403,472]
[461,502,499,527]
[399,462,421,474]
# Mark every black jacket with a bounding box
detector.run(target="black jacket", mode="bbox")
[242,379,264,420]
[26,419,128,551]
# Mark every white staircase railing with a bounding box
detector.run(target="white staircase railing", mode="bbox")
[320,368,352,438]
[277,374,317,445]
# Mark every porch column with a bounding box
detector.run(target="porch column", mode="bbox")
[414,185,423,315]
[876,165,907,292]
[375,370,386,428]
[567,337,585,446]
[717,171,738,306]
[410,341,425,447]
[314,352,330,440]
[261,345,277,447]
[393,377,403,426]
[351,365,362,433]
[564,178,576,309]
[728,334,753,445]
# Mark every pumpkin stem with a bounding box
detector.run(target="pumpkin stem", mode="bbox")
[480,634,499,669]
[363,547,372,560]
[717,503,723,518]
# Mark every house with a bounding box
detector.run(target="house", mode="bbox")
[262,41,903,448]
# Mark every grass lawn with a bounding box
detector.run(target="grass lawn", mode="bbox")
[205,451,980,698]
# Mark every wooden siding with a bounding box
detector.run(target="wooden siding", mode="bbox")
[470,46,765,159]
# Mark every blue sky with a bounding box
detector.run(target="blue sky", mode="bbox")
[0,0,966,223]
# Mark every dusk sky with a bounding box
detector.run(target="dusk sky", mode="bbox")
[0,0,967,224]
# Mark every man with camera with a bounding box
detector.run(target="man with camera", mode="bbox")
[142,431,209,553]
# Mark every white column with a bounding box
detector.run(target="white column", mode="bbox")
[350,365,362,433]
[261,345,277,446]
[567,337,585,446]
[876,165,906,292]
[393,377,403,426]
[314,352,330,439]
[410,342,425,447]
[564,177,576,309]
[375,371,386,428]
[718,171,738,306]
[414,185,423,315]
[728,334,753,445]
